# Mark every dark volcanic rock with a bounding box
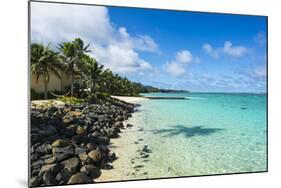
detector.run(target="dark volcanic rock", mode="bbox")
[71,135,88,145]
[142,145,152,153]
[114,121,123,129]
[65,127,75,138]
[55,168,71,185]
[43,171,57,185]
[76,126,86,135]
[126,123,133,128]
[31,153,40,162]
[31,159,44,170]
[39,163,63,177]
[96,136,110,145]
[52,139,71,147]
[103,162,113,170]
[107,128,119,138]
[75,146,88,155]
[30,176,42,187]
[88,149,102,163]
[67,173,93,184]
[78,152,89,162]
[80,164,101,179]
[52,145,75,162]
[35,143,52,154]
[61,157,80,174]
[30,97,135,186]
[86,143,96,151]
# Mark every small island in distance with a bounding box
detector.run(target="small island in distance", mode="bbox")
[133,84,189,94]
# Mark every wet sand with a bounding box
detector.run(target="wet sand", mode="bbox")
[96,96,150,182]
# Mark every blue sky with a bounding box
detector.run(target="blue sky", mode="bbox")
[31,2,267,92]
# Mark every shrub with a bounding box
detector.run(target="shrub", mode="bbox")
[59,96,84,105]
[87,92,111,104]
[96,92,110,99]
[31,89,44,100]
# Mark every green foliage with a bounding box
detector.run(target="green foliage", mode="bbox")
[31,38,163,100]
[59,96,84,105]
[30,89,59,100]
[31,43,63,99]
[96,92,110,99]
[58,38,91,97]
[31,88,44,100]
[64,83,88,98]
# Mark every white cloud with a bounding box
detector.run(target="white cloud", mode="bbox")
[254,67,266,77]
[31,2,158,74]
[139,60,153,71]
[164,61,186,77]
[93,45,152,73]
[223,41,247,57]
[119,27,130,38]
[31,3,113,45]
[164,49,198,77]
[176,50,193,63]
[115,27,159,53]
[202,43,219,59]
[134,35,159,53]
[254,31,266,46]
[203,41,247,58]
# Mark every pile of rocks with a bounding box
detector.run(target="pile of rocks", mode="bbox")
[30,98,135,186]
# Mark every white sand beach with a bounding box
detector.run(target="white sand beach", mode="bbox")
[96,96,149,182]
[111,96,148,104]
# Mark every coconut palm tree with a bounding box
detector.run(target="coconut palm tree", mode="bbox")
[82,55,104,93]
[58,38,91,96]
[31,43,62,99]
[100,69,113,93]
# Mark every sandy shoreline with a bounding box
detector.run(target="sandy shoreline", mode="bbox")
[96,96,150,182]
[111,96,148,104]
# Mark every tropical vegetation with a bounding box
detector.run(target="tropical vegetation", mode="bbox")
[31,38,160,100]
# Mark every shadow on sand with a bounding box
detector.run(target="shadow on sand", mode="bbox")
[151,125,224,138]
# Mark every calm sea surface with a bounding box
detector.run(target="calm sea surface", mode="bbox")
[128,92,267,178]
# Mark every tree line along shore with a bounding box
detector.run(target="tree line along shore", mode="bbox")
[31,37,188,101]
[31,37,162,101]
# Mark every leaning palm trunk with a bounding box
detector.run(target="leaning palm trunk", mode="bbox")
[70,73,74,97]
[44,81,48,100]
[92,79,96,93]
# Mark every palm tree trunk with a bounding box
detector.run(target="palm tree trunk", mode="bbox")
[44,81,48,100]
[93,79,96,93]
[70,73,74,97]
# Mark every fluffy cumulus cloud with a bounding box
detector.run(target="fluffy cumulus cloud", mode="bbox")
[164,61,186,77]
[254,66,266,77]
[164,50,199,77]
[202,43,219,59]
[223,41,247,57]
[31,2,158,74]
[176,50,193,63]
[203,41,248,58]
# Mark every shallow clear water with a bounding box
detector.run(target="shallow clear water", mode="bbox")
[129,92,267,178]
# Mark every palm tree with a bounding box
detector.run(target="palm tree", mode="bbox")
[100,69,113,93]
[58,38,90,96]
[31,43,62,99]
[83,55,104,93]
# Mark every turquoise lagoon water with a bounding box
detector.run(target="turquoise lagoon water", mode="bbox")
[129,92,267,178]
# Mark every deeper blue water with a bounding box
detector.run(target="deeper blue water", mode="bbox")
[129,92,267,178]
